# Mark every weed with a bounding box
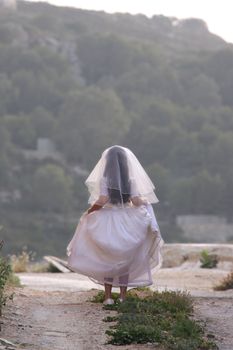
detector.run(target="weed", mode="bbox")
[29,261,51,273]
[10,247,35,273]
[200,250,218,269]
[6,272,21,287]
[90,290,119,303]
[0,255,15,317]
[92,290,218,349]
[0,235,19,318]
[214,271,233,291]
[103,315,118,322]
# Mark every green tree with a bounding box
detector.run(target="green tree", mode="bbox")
[191,170,223,214]
[3,114,36,148]
[0,123,11,187]
[33,164,73,212]
[30,107,55,138]
[11,69,63,113]
[116,63,183,107]
[77,34,161,84]
[205,49,233,83]
[0,73,18,115]
[171,171,223,215]
[169,133,205,176]
[56,86,130,165]
[209,132,233,175]
[170,178,193,215]
[147,163,170,202]
[220,69,233,106]
[185,74,221,108]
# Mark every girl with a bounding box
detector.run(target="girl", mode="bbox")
[67,145,164,304]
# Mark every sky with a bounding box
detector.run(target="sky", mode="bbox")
[26,0,233,43]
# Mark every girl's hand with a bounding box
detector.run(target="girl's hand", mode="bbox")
[87,204,102,214]
[87,195,108,214]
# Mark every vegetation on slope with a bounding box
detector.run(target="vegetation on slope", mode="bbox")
[0,1,233,254]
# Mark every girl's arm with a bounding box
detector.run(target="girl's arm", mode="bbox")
[131,196,147,206]
[87,195,109,214]
[131,199,159,234]
[130,178,147,206]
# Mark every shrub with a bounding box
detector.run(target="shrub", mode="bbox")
[6,272,21,287]
[0,256,12,316]
[214,271,233,291]
[0,238,21,322]
[10,247,35,273]
[200,250,218,268]
[92,289,217,349]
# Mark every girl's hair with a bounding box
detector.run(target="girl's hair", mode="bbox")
[104,146,130,204]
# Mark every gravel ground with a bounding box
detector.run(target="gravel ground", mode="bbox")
[1,289,157,350]
[1,269,233,350]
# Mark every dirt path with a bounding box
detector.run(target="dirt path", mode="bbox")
[194,298,233,350]
[1,288,156,350]
[1,270,233,350]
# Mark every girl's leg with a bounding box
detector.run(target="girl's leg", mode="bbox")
[119,274,128,300]
[119,286,127,300]
[104,278,113,300]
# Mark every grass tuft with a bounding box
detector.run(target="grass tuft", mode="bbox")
[92,289,218,349]
[214,271,233,291]
[10,247,35,273]
[0,257,14,316]
[6,272,21,287]
[200,250,218,269]
[90,290,120,303]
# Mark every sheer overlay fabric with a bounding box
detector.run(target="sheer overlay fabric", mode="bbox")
[67,145,164,287]
[67,205,164,287]
[85,145,159,205]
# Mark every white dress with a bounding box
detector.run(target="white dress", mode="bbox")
[67,179,164,287]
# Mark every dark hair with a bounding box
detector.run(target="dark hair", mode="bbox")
[104,146,130,204]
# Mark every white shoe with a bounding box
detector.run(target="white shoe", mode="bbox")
[118,298,124,303]
[103,298,114,305]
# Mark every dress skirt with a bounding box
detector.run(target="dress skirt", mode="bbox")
[67,204,164,287]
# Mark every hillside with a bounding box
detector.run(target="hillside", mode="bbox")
[1,1,233,255]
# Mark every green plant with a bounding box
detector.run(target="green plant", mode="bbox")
[10,247,35,273]
[6,272,21,287]
[90,290,120,303]
[0,238,21,321]
[0,237,22,323]
[103,315,118,322]
[92,290,217,349]
[200,250,218,268]
[0,255,14,317]
[214,271,233,291]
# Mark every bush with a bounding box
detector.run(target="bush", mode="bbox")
[214,271,233,291]
[200,250,218,268]
[6,272,20,287]
[92,289,217,349]
[0,256,12,316]
[10,247,34,273]
[0,243,20,333]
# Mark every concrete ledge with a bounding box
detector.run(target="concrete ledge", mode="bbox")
[162,243,233,267]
